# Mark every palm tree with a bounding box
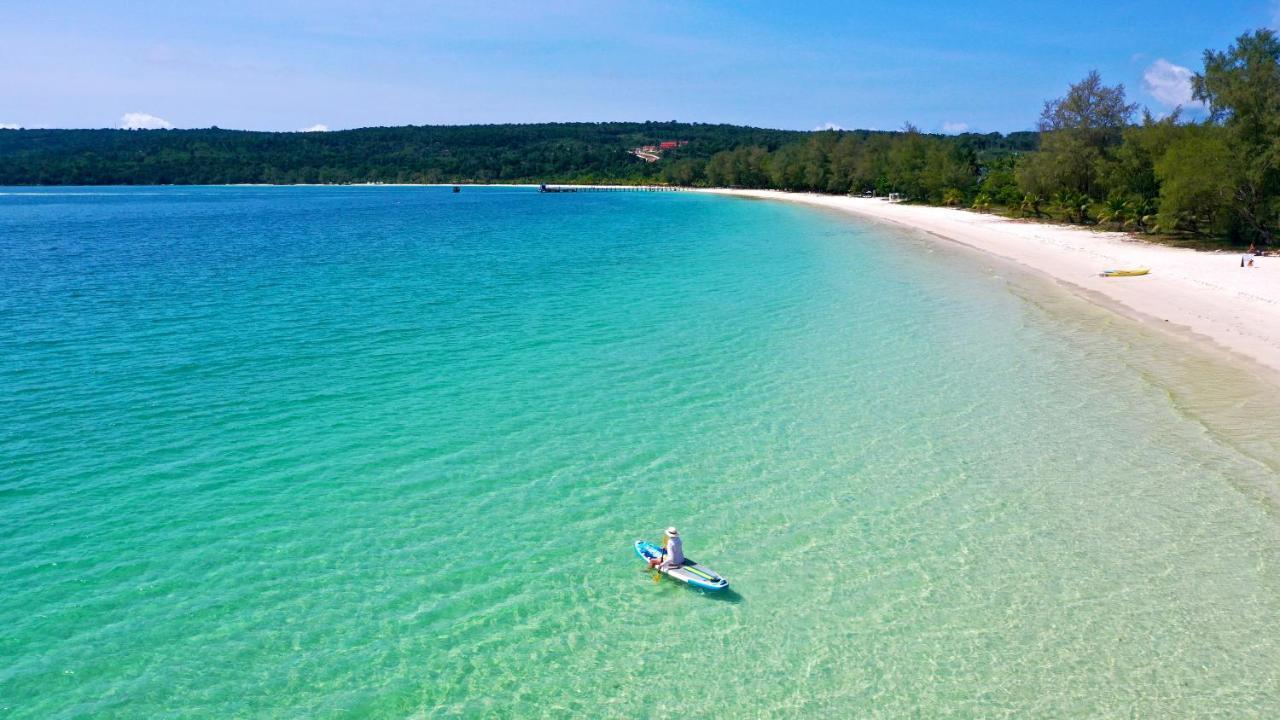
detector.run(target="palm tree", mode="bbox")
[1051,191,1091,224]
[1096,196,1132,229]
[1131,198,1158,233]
[1018,193,1044,218]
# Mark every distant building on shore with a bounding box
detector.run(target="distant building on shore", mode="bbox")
[630,140,688,162]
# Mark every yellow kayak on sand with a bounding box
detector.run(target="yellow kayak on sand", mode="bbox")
[1100,268,1150,277]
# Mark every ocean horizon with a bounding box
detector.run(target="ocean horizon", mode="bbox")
[3,185,1279,717]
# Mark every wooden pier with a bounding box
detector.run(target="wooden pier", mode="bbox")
[538,184,684,193]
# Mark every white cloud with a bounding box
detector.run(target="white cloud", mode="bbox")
[0,123,21,130]
[1143,59,1204,108]
[120,112,173,130]
[813,122,843,131]
[299,123,330,132]
[941,121,969,134]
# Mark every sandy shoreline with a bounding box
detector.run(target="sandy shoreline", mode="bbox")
[694,189,1280,378]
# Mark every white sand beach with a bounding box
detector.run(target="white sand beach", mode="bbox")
[700,189,1280,378]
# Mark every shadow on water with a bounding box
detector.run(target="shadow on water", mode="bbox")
[701,587,744,604]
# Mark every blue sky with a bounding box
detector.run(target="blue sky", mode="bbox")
[3,1,1277,133]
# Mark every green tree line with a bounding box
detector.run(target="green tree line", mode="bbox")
[672,29,1280,246]
[0,122,803,186]
[2,29,1276,244]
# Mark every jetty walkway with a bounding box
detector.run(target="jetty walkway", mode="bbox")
[538,184,685,193]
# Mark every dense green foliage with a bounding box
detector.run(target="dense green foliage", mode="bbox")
[2,28,1277,244]
[0,122,802,185]
[0,121,1033,195]
[670,127,1036,200]
[681,29,1280,245]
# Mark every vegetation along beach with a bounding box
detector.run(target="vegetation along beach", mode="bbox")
[3,3,1280,718]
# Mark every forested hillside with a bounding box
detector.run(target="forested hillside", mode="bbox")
[0,122,804,185]
[2,29,1277,245]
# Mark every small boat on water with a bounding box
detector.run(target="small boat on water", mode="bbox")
[1100,268,1150,277]
[634,540,729,591]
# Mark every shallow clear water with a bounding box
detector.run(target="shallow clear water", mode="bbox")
[2,186,1278,718]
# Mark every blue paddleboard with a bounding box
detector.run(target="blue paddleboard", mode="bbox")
[635,540,729,591]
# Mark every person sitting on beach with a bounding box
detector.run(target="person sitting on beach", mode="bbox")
[647,527,685,569]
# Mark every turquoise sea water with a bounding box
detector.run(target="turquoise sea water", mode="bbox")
[2,186,1279,718]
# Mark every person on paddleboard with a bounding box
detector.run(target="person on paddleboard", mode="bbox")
[647,527,685,570]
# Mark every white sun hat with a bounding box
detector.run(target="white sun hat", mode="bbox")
[665,527,679,537]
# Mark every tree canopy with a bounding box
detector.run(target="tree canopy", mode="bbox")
[1191,29,1280,243]
[3,27,1278,246]
[0,122,804,186]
